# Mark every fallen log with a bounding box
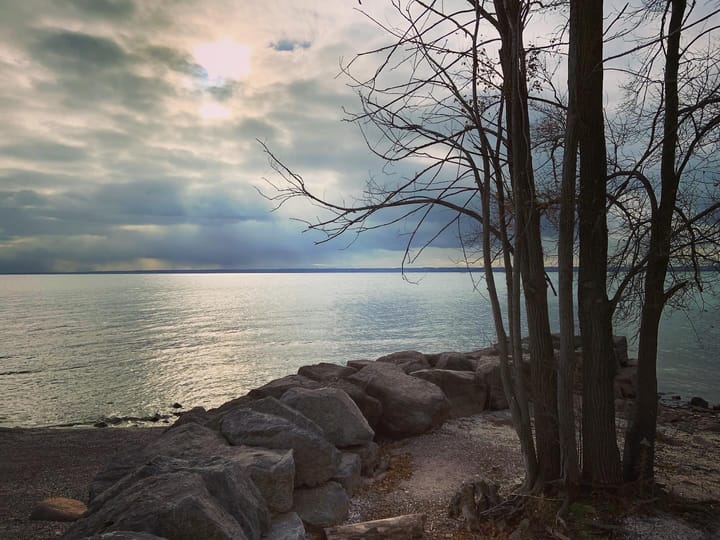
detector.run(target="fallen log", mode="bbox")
[324,513,426,539]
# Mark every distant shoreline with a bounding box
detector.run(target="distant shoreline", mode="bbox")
[3,266,718,276]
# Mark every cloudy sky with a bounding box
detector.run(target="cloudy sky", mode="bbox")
[2,1,711,273]
[1,0,461,272]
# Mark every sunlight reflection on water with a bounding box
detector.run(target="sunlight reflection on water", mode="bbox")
[0,272,717,427]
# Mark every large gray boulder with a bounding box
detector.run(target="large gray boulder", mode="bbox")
[434,352,478,372]
[90,422,294,516]
[239,397,326,437]
[281,387,374,448]
[172,406,211,429]
[230,446,295,514]
[475,357,508,410]
[85,456,270,540]
[248,375,322,400]
[342,441,381,476]
[292,482,349,528]
[332,453,362,496]
[412,369,488,418]
[89,423,230,501]
[66,469,265,540]
[297,363,357,382]
[326,379,383,429]
[348,362,451,438]
[264,512,307,540]
[376,351,430,374]
[221,408,340,487]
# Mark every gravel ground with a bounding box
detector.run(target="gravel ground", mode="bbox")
[348,411,525,539]
[0,426,163,540]
[1,405,717,540]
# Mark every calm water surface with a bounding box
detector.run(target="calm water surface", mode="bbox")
[0,272,717,427]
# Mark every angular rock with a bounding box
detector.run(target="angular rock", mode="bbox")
[348,362,450,437]
[30,497,87,522]
[475,357,508,410]
[434,352,477,372]
[172,406,211,429]
[342,441,380,477]
[292,482,349,529]
[281,387,374,447]
[297,363,357,382]
[86,456,270,540]
[230,446,295,514]
[332,453,362,496]
[221,408,340,487]
[412,369,488,418]
[346,359,375,371]
[89,423,230,501]
[237,396,325,437]
[248,375,322,400]
[326,379,383,429]
[376,351,430,374]
[264,512,307,540]
[90,421,293,516]
[66,471,255,540]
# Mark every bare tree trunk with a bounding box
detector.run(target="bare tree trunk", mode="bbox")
[496,0,560,487]
[623,0,686,484]
[558,0,580,489]
[576,0,622,485]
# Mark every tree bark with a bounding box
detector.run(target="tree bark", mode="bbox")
[558,0,580,489]
[623,0,686,484]
[576,0,622,485]
[495,0,560,486]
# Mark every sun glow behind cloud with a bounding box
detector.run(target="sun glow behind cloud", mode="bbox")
[193,39,251,82]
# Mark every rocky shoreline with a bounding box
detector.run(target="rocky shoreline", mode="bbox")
[6,336,720,539]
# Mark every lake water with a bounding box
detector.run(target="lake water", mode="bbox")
[1,272,718,427]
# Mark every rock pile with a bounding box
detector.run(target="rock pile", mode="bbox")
[63,335,636,539]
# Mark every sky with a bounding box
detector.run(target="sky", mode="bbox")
[1,0,449,272]
[0,1,714,273]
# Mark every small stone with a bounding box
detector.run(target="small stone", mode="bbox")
[172,402,183,409]
[94,421,108,428]
[30,497,87,522]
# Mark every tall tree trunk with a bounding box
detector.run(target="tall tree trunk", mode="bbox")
[496,0,560,486]
[576,0,622,485]
[558,0,580,488]
[623,0,686,483]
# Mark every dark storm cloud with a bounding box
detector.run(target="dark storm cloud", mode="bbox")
[33,29,128,70]
[0,219,344,273]
[270,39,312,52]
[1,141,87,162]
[0,180,272,242]
[63,0,136,19]
[142,45,207,77]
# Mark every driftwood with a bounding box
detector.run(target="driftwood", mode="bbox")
[323,513,426,539]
